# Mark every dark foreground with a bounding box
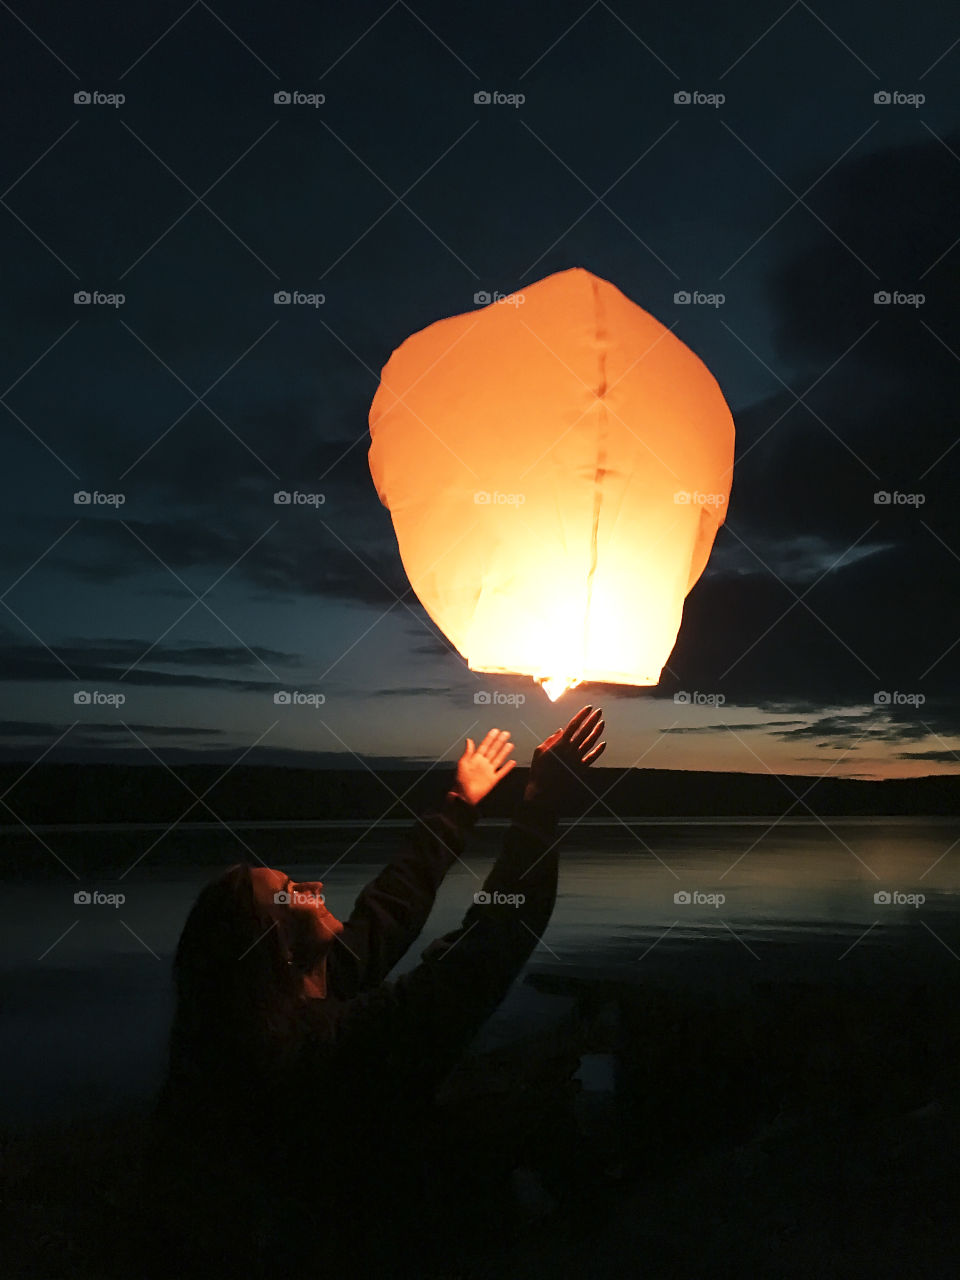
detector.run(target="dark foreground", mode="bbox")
[3,976,958,1279]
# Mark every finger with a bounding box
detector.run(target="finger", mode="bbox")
[482,728,510,759]
[578,718,604,754]
[569,707,603,747]
[562,706,594,741]
[477,728,500,755]
[583,740,606,765]
[491,740,515,769]
[567,706,602,746]
[464,737,475,757]
[495,758,517,780]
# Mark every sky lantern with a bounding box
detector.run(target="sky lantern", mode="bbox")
[368,267,734,700]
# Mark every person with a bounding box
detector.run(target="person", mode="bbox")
[151,706,606,1278]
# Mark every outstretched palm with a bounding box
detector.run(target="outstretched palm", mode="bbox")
[455,728,517,805]
[529,705,606,796]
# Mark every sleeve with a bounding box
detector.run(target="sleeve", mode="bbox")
[325,789,478,999]
[316,787,560,1099]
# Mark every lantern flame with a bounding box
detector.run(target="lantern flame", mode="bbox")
[537,674,581,702]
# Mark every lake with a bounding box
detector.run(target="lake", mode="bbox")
[2,816,959,1129]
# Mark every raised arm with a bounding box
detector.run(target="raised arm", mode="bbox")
[314,708,606,1099]
[326,728,516,998]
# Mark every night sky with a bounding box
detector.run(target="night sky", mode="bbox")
[2,0,959,781]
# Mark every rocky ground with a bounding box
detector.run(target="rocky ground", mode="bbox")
[3,977,958,1278]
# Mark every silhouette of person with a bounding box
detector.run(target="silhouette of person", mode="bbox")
[151,707,605,1278]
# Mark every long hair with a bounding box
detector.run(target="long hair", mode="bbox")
[157,864,304,1136]
[145,864,313,1275]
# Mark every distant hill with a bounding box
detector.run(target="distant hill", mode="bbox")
[0,761,957,826]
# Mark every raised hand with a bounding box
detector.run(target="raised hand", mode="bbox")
[454,728,517,805]
[528,705,606,798]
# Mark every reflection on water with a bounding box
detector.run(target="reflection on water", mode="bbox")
[2,818,959,1126]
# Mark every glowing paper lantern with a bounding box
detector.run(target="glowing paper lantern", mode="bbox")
[368,267,734,700]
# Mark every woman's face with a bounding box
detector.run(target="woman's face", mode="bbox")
[249,867,343,997]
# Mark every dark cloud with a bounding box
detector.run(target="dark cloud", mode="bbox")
[409,635,459,657]
[0,633,301,690]
[0,734,432,770]
[0,720,222,738]
[769,707,960,746]
[661,130,960,733]
[663,719,808,735]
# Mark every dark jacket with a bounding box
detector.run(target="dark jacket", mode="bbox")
[277,785,560,1266]
[150,786,560,1278]
[311,786,558,1079]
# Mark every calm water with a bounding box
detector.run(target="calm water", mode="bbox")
[2,817,959,1128]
